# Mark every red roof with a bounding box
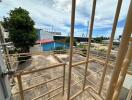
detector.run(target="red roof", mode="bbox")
[36,39,54,44]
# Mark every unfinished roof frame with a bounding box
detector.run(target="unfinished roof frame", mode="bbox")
[106,0,132,99]
[67,0,132,100]
[12,62,66,100]
[0,0,132,100]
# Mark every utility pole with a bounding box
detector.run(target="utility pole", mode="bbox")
[51,24,54,32]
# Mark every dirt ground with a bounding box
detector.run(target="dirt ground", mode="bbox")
[55,54,113,99]
[12,53,113,100]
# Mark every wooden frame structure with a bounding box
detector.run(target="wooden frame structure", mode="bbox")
[67,0,132,100]
[0,0,132,100]
[13,62,66,100]
[106,0,132,99]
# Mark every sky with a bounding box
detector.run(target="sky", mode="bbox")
[0,0,131,38]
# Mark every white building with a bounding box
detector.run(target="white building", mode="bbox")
[40,30,54,40]
[102,39,120,44]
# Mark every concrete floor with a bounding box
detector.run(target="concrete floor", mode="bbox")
[12,53,114,100]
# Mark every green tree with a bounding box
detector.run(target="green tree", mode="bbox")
[65,37,77,46]
[2,17,9,31]
[93,36,109,43]
[3,7,37,53]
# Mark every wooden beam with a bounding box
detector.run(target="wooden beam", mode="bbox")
[13,76,63,95]
[32,85,63,100]
[83,0,97,90]
[112,42,132,100]
[72,59,94,67]
[98,0,123,95]
[106,0,132,99]
[15,63,65,76]
[17,75,24,100]
[67,0,76,100]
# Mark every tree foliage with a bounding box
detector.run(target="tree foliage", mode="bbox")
[65,37,77,46]
[93,36,109,43]
[3,7,37,52]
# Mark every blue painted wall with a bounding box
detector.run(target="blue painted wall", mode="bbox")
[42,42,69,51]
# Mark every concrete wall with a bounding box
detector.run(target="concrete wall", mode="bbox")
[1,25,9,39]
[0,51,11,100]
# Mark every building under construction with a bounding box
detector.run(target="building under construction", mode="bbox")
[0,0,132,100]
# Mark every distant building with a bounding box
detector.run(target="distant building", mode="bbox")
[36,39,54,44]
[102,39,120,45]
[40,30,54,40]
[49,32,61,35]
[36,29,61,41]
[35,28,42,40]
[102,40,109,44]
[36,29,89,43]
[54,35,89,42]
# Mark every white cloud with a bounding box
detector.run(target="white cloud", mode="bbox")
[0,0,131,37]
[106,27,124,39]
[115,27,124,38]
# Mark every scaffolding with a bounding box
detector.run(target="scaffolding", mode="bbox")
[0,0,132,100]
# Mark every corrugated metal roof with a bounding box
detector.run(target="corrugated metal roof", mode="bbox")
[36,39,54,44]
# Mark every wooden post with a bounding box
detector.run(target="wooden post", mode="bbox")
[126,86,132,100]
[112,42,132,100]
[62,64,66,95]
[98,0,123,95]
[83,0,96,90]
[17,75,24,100]
[67,0,76,99]
[106,0,132,99]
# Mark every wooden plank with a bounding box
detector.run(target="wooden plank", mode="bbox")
[17,75,24,100]
[32,85,63,100]
[15,63,65,76]
[13,76,63,95]
[72,59,94,67]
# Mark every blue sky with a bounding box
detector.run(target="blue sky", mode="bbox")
[0,0,131,38]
